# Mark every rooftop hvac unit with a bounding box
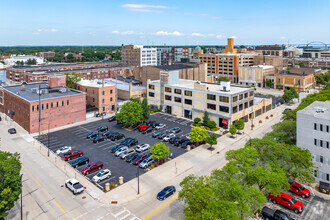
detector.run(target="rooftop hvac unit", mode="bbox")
[58,88,67,93]
[31,88,38,93]
[41,89,49,94]
[315,107,326,113]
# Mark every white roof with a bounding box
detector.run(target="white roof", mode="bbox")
[250,65,275,69]
[298,101,330,120]
[104,78,147,92]
[77,79,115,88]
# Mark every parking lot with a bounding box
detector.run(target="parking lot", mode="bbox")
[35,112,193,189]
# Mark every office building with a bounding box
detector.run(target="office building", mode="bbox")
[303,48,330,59]
[253,55,284,69]
[37,51,56,60]
[4,55,45,66]
[239,65,276,87]
[284,57,330,69]
[297,101,330,183]
[157,47,193,66]
[255,45,283,56]
[223,38,238,54]
[121,44,157,67]
[274,72,315,92]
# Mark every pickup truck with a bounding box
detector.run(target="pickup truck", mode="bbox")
[62,150,83,161]
[81,161,103,175]
[65,178,84,195]
[261,206,293,220]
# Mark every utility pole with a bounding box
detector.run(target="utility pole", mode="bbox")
[102,77,104,120]
[38,84,41,136]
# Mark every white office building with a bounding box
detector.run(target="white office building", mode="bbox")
[4,55,45,66]
[140,47,157,67]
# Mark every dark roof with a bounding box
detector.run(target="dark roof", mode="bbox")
[155,64,197,71]
[11,61,119,70]
[255,45,283,50]
[27,65,130,74]
[277,72,313,76]
[3,82,84,102]
[116,76,142,85]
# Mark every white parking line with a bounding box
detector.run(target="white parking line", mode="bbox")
[96,142,110,148]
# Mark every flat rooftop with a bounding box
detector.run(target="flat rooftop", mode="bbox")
[77,79,116,88]
[10,61,119,70]
[104,78,146,92]
[155,64,198,71]
[276,72,313,76]
[3,83,84,102]
[251,65,275,69]
[298,101,330,120]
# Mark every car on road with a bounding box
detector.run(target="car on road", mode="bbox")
[170,127,181,134]
[71,156,89,168]
[174,138,187,146]
[115,146,129,157]
[81,161,103,175]
[8,128,16,134]
[126,152,139,163]
[158,133,167,140]
[139,157,155,168]
[261,206,293,220]
[120,148,136,159]
[92,169,111,183]
[284,108,292,111]
[93,136,105,143]
[62,150,84,161]
[289,181,310,198]
[152,131,162,138]
[56,146,72,155]
[111,144,126,153]
[87,131,98,139]
[142,127,154,134]
[133,154,149,165]
[135,144,150,153]
[269,192,304,214]
[163,134,175,142]
[108,116,116,122]
[181,141,194,149]
[126,139,138,147]
[155,124,166,130]
[65,178,84,195]
[97,126,108,132]
[138,124,149,132]
[111,133,125,141]
[157,186,176,200]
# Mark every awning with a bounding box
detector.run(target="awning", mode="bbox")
[222,119,228,125]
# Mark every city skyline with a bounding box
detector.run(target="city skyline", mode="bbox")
[1,0,330,46]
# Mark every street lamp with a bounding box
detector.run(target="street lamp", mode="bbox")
[20,172,26,220]
[136,166,140,195]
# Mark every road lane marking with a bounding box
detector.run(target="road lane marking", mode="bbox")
[55,200,67,213]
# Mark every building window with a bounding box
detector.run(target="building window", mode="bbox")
[239,94,243,100]
[250,91,254,96]
[51,103,53,108]
[174,89,182,94]
[327,125,329,132]
[93,90,94,94]
[314,123,317,130]
[46,103,48,109]
[165,95,172,101]
[219,105,229,113]
[67,100,69,105]
[165,87,172,93]
[62,101,64,106]
[110,90,113,94]
[232,106,238,113]
[314,138,317,146]
[174,97,182,103]
[244,93,248,98]
[219,96,229,103]
[320,156,323,163]
[93,98,95,102]
[207,94,216,101]
[42,104,44,110]
[327,174,330,181]
[320,140,323,147]
[149,85,155,90]
[149,92,155,97]
[244,102,248,109]
[57,102,58,107]
[239,104,243,111]
[249,100,254,107]
[110,97,113,102]
[184,99,192,105]
[37,105,39,111]
[85,88,87,92]
[320,124,323,131]
[102,91,105,95]
[184,90,192,96]
[232,96,238,102]
[32,106,34,112]
[207,103,216,110]
[102,99,104,104]
[278,78,281,83]
[327,141,329,149]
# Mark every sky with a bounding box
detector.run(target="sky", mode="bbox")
[1,0,329,46]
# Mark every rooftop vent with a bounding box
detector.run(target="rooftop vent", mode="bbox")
[220,81,230,92]
[314,107,326,113]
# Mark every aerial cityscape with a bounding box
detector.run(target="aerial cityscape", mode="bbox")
[1,1,330,220]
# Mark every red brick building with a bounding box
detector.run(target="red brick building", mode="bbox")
[0,75,86,133]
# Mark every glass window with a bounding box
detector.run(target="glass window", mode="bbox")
[249,100,254,107]
[174,89,182,94]
[207,94,216,101]
[184,99,192,105]
[314,123,317,130]
[93,98,95,102]
[51,103,53,108]
[320,124,323,131]
[102,99,104,104]
[239,94,243,100]
[165,95,171,101]
[165,87,172,93]
[327,125,329,132]
[42,104,44,110]
[110,97,113,102]
[32,106,34,112]
[219,96,229,103]
[320,156,323,163]
[244,93,248,98]
[149,85,155,90]
[148,92,155,97]
[67,100,69,105]
[244,102,248,109]
[62,101,64,106]
[232,96,238,102]
[207,103,216,110]
[174,97,181,103]
[232,106,238,113]
[46,103,48,109]
[219,105,229,113]
[57,102,58,107]
[250,91,254,96]
[110,90,113,94]
[184,90,192,96]
[239,104,243,111]
[314,138,317,146]
[320,140,323,147]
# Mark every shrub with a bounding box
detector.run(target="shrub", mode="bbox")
[211,127,220,131]
[207,120,217,129]
[150,164,155,169]
[205,127,210,130]
[194,117,201,124]
[198,122,203,126]
[110,183,117,189]
[223,131,229,135]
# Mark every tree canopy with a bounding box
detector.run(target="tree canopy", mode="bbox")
[217,77,230,83]
[235,119,245,132]
[150,142,170,161]
[141,98,150,120]
[206,133,217,148]
[282,87,299,103]
[64,72,82,89]
[116,101,143,126]
[202,111,210,126]
[229,125,237,136]
[189,127,208,143]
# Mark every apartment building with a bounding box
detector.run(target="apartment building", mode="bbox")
[37,51,55,60]
[121,44,157,67]
[157,47,193,66]
[238,65,276,87]
[297,101,330,183]
[303,48,330,59]
[274,72,315,92]
[255,45,283,56]
[147,72,272,129]
[284,58,330,69]
[4,55,45,66]
[253,55,284,69]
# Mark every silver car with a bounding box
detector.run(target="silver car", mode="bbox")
[92,169,111,183]
[115,146,128,157]
[135,144,150,153]
[139,157,155,168]
[120,148,136,159]
[155,123,166,129]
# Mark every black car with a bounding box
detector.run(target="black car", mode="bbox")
[121,138,133,144]
[8,128,16,134]
[71,156,89,168]
[170,127,181,134]
[147,121,156,127]
[158,133,167,140]
[111,144,126,153]
[174,138,187,146]
[87,131,98,139]
[157,186,176,200]
[169,137,180,144]
[142,127,153,134]
[126,152,139,162]
[181,141,194,149]
[111,133,125,141]
[105,131,117,139]
[102,131,111,136]
[97,126,108,132]
[261,206,293,220]
[93,136,105,143]
[126,139,138,147]
[108,116,116,122]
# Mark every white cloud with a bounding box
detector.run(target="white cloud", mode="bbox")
[155,31,185,36]
[121,4,169,12]
[207,33,215,37]
[36,28,58,32]
[112,30,135,35]
[280,36,286,39]
[230,35,238,39]
[216,34,226,39]
[191,33,204,37]
[200,14,209,17]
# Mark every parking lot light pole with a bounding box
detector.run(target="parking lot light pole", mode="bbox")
[137,166,140,195]
[47,123,50,157]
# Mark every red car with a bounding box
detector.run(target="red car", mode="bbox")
[289,181,310,198]
[81,161,103,175]
[269,192,304,214]
[63,150,83,161]
[138,124,149,132]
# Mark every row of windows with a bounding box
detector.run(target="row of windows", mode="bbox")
[314,123,330,132]
[315,170,330,181]
[314,138,330,149]
[232,101,254,113]
[32,100,69,111]
[232,91,253,102]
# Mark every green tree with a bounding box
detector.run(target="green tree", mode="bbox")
[66,53,74,62]
[207,120,217,129]
[298,62,306,67]
[265,79,273,88]
[283,87,298,103]
[265,120,296,144]
[64,72,82,89]
[130,97,141,105]
[235,119,245,133]
[0,151,22,218]
[116,101,143,126]
[193,117,201,124]
[150,142,170,162]
[26,58,36,65]
[217,77,230,83]
[206,133,217,149]
[202,111,210,126]
[189,127,208,143]
[229,125,237,137]
[141,98,150,120]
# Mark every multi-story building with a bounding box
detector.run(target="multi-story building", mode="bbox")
[199,53,255,83]
[156,47,193,66]
[76,79,116,113]
[303,48,330,59]
[297,101,330,183]
[223,38,238,54]
[274,72,315,92]
[238,65,276,87]
[147,72,272,129]
[121,44,157,67]
[0,75,86,133]
[284,58,330,69]
[37,51,56,60]
[4,55,45,66]
[255,45,284,57]
[253,55,284,69]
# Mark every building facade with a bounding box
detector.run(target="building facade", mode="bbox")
[275,72,315,92]
[253,55,284,69]
[157,47,193,66]
[303,48,330,59]
[37,51,56,60]
[121,44,157,67]
[223,38,238,54]
[5,55,45,66]
[297,101,330,183]
[284,58,330,69]
[255,45,283,56]
[238,65,276,87]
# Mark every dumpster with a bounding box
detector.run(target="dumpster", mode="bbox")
[319,181,330,195]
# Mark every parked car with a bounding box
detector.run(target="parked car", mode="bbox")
[289,181,310,198]
[135,144,150,153]
[102,131,112,137]
[174,138,187,146]
[115,146,129,157]
[120,148,136,159]
[65,178,84,195]
[126,139,138,147]
[71,156,89,168]
[155,124,166,130]
[139,157,155,168]
[62,150,83,161]
[121,138,133,144]
[142,127,154,134]
[284,108,292,111]
[87,131,98,139]
[181,141,194,149]
[96,112,106,117]
[169,137,179,144]
[163,134,175,142]
[126,152,139,163]
[8,128,16,134]
[157,186,176,200]
[133,154,149,165]
[105,131,116,139]
[111,133,125,141]
[269,192,304,214]
[108,116,116,122]
[170,127,181,134]
[261,206,293,220]
[97,126,108,132]
[93,136,105,143]
[158,133,167,140]
[138,124,149,132]
[111,144,126,153]
[92,169,111,183]
[133,122,143,130]
[56,146,72,155]
[152,131,162,138]
[81,161,103,175]
[96,113,101,117]
[147,121,157,127]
